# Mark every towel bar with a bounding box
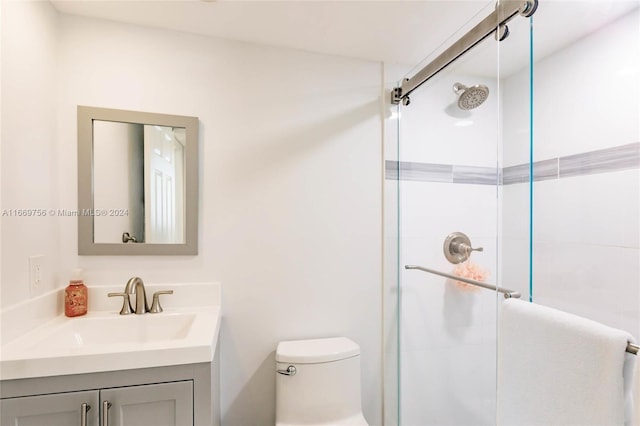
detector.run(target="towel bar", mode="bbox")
[404,265,521,299]
[404,265,637,355]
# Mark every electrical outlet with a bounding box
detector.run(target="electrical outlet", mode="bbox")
[29,255,45,297]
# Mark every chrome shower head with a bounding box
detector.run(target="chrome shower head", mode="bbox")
[453,82,489,110]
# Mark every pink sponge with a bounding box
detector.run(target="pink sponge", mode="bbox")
[453,261,488,291]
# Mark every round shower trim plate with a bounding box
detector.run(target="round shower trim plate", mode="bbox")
[443,232,472,264]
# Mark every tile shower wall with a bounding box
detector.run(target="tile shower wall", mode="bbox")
[2,8,383,425]
[502,9,640,340]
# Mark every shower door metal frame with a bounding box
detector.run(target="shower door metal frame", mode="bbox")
[391,0,537,105]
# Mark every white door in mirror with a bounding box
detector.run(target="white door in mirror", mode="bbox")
[144,125,185,243]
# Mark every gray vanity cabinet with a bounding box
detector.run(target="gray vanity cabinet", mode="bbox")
[0,390,99,426]
[101,381,193,426]
[0,358,219,426]
[0,381,193,426]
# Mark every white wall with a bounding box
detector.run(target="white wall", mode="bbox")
[0,0,3,290]
[1,0,60,304]
[502,9,640,339]
[1,8,384,426]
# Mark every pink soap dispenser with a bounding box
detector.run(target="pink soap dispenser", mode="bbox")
[65,268,88,317]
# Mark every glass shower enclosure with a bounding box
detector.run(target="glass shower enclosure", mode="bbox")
[384,1,640,424]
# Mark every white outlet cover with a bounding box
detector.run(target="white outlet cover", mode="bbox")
[29,255,45,297]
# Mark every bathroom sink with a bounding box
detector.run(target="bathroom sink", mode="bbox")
[0,282,221,380]
[30,312,196,350]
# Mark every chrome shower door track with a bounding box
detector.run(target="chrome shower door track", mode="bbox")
[391,0,538,105]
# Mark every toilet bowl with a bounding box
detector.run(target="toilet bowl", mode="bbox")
[275,337,369,426]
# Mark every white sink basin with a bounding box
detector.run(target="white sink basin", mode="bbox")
[0,282,221,380]
[30,312,196,350]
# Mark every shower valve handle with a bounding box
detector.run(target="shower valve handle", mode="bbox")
[458,243,483,255]
[443,232,483,264]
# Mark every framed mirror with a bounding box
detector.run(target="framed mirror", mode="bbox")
[78,106,199,255]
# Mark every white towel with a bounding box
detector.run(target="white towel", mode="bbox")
[497,298,637,426]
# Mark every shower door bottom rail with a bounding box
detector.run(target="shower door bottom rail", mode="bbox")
[404,264,521,299]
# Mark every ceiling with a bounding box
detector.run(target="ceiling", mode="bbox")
[50,0,639,78]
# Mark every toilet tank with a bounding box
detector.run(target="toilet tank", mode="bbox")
[275,337,365,425]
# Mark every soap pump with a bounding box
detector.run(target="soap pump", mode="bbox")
[65,268,88,317]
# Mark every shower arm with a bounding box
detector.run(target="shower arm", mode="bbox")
[391,0,537,106]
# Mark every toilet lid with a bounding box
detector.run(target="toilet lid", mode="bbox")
[276,337,360,364]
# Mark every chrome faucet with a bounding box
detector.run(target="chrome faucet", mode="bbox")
[124,276,149,314]
[108,276,173,315]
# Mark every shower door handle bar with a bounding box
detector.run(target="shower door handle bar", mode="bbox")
[392,0,537,104]
[404,265,521,299]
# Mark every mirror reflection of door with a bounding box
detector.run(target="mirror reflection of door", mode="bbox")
[143,125,185,243]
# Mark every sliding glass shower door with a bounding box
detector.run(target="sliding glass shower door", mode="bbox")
[385,1,640,425]
[384,1,533,424]
[395,55,502,425]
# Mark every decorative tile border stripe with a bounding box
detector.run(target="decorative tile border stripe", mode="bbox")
[559,142,639,178]
[385,161,453,183]
[385,161,498,185]
[452,165,499,185]
[501,163,529,185]
[386,142,640,185]
[502,158,558,185]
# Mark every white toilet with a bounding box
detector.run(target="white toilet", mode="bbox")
[275,337,369,426]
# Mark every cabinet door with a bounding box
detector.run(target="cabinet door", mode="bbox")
[101,381,193,426]
[1,390,99,426]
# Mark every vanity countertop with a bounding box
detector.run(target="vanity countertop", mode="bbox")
[0,282,221,381]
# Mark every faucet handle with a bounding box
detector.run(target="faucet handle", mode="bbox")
[149,290,174,314]
[108,292,134,315]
